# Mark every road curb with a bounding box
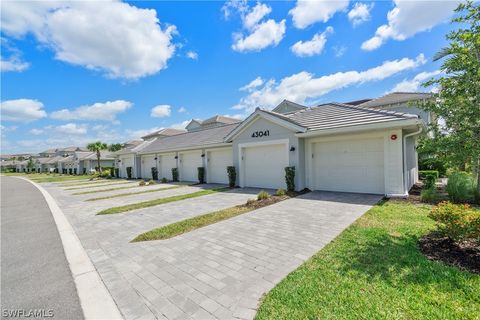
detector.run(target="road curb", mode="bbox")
[18,177,123,320]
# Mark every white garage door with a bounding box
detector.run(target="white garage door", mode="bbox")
[141,155,156,179]
[179,151,202,182]
[243,144,288,189]
[120,156,134,178]
[158,153,176,181]
[312,137,384,194]
[207,148,232,184]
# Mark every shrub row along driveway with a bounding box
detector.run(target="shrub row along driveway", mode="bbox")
[43,182,380,320]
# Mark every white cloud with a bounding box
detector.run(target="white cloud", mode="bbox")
[178,107,187,113]
[243,2,271,30]
[361,0,460,51]
[389,70,441,93]
[51,100,132,122]
[333,45,347,58]
[227,2,286,52]
[30,128,44,135]
[289,0,349,29]
[170,120,190,130]
[348,3,373,27]
[54,123,88,135]
[0,1,177,79]
[234,54,426,113]
[291,26,333,57]
[1,56,30,72]
[0,99,47,122]
[0,125,17,134]
[222,0,248,20]
[186,51,198,60]
[240,76,265,91]
[233,19,286,52]
[150,104,172,118]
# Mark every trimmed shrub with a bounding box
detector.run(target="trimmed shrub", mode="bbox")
[73,168,77,175]
[161,177,168,183]
[110,167,115,177]
[68,168,72,175]
[114,168,119,178]
[198,167,205,184]
[446,172,475,203]
[148,179,156,185]
[424,175,437,189]
[419,170,440,180]
[285,166,295,192]
[257,190,270,200]
[126,166,133,179]
[429,201,480,243]
[151,167,158,181]
[421,188,438,203]
[139,180,146,186]
[227,166,236,188]
[172,168,178,182]
[276,189,287,196]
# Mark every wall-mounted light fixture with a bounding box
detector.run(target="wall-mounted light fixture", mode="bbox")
[290,146,296,152]
[154,157,158,160]
[201,154,205,158]
[117,159,121,163]
[174,156,178,159]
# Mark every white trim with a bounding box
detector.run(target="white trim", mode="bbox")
[295,118,423,138]
[16,177,123,320]
[237,138,290,188]
[138,142,231,155]
[225,110,306,141]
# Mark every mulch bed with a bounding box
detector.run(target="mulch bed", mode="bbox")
[419,231,480,274]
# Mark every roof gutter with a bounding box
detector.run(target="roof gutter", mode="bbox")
[295,118,421,138]
[138,142,232,155]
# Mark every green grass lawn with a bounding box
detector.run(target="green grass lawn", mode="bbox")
[59,179,118,187]
[86,185,182,201]
[64,181,132,190]
[29,174,93,183]
[97,187,229,215]
[256,201,480,320]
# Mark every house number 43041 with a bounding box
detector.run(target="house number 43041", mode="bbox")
[251,130,270,138]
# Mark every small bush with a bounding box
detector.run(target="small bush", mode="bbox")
[100,169,110,178]
[424,175,437,189]
[161,177,168,183]
[276,188,287,196]
[126,166,133,179]
[446,172,475,203]
[148,179,156,185]
[419,170,439,180]
[139,180,146,186]
[172,168,178,182]
[227,166,236,188]
[246,199,256,206]
[151,167,158,181]
[198,167,205,184]
[429,201,480,243]
[420,188,438,203]
[110,167,115,177]
[115,168,119,178]
[285,166,295,192]
[257,190,270,200]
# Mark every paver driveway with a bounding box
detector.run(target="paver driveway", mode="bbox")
[43,182,381,320]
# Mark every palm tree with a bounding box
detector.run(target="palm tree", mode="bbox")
[108,143,123,152]
[87,141,108,172]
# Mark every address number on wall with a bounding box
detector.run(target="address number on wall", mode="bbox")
[251,130,270,138]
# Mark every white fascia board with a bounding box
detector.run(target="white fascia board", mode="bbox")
[225,110,306,141]
[138,142,232,155]
[295,118,422,138]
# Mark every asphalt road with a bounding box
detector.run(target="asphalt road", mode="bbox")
[1,177,83,319]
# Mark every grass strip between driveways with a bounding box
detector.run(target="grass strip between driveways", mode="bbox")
[86,185,182,201]
[97,187,229,215]
[65,181,133,190]
[59,179,118,187]
[73,184,148,195]
[255,201,480,320]
[132,194,291,242]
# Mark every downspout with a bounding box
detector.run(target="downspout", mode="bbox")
[402,126,423,197]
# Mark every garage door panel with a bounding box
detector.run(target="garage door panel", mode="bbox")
[180,152,202,182]
[207,149,232,184]
[244,144,287,189]
[141,155,156,179]
[159,153,176,180]
[312,137,384,194]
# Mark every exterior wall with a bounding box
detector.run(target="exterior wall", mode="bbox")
[231,117,302,190]
[304,129,404,195]
[380,103,430,125]
[405,135,418,190]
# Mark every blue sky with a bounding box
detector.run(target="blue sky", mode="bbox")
[0,0,460,154]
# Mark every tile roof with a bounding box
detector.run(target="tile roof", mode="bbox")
[281,103,419,132]
[201,115,241,125]
[358,92,432,108]
[141,128,186,140]
[114,139,158,155]
[45,156,64,164]
[83,151,115,160]
[139,123,238,154]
